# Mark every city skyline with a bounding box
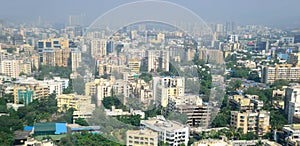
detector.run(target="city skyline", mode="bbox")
[1,0,300,28]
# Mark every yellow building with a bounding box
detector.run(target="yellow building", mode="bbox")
[230,95,254,111]
[157,33,165,42]
[20,62,32,75]
[5,83,49,104]
[128,59,141,74]
[231,110,270,136]
[126,129,158,146]
[56,94,91,112]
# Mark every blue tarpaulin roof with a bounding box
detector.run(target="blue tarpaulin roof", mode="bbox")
[24,126,33,131]
[54,123,67,134]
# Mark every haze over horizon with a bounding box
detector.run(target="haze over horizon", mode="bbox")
[1,0,300,28]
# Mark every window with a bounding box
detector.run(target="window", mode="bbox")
[46,42,51,47]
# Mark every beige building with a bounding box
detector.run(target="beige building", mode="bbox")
[128,59,141,74]
[70,49,82,71]
[38,38,69,49]
[126,129,158,146]
[153,76,185,107]
[231,110,270,136]
[40,47,72,67]
[262,64,300,83]
[1,59,20,78]
[19,62,32,75]
[6,84,49,104]
[56,94,92,112]
[91,39,107,58]
[85,78,114,106]
[198,48,224,64]
[147,50,169,72]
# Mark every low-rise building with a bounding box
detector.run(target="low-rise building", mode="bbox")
[126,129,158,146]
[56,94,92,112]
[283,124,300,145]
[140,115,189,146]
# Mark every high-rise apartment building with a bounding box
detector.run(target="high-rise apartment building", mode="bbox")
[285,84,300,124]
[71,49,82,71]
[147,50,169,72]
[91,39,107,58]
[128,59,141,74]
[262,64,300,83]
[153,76,185,107]
[1,60,20,78]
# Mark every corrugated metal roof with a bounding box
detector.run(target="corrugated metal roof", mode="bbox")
[34,122,56,132]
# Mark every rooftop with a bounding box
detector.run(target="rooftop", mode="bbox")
[141,115,188,132]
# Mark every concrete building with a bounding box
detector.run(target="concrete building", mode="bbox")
[227,34,239,43]
[5,78,49,104]
[91,39,106,58]
[128,59,141,74]
[1,59,20,78]
[283,124,300,145]
[141,115,189,146]
[231,110,270,136]
[70,49,82,71]
[169,95,211,128]
[105,106,145,119]
[38,38,69,49]
[72,102,95,123]
[153,76,185,107]
[56,94,92,112]
[42,80,63,95]
[19,62,32,75]
[147,50,169,72]
[40,48,71,67]
[198,48,224,64]
[285,84,300,124]
[229,95,263,111]
[126,129,158,146]
[262,64,300,83]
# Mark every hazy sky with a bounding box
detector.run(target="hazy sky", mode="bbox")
[1,0,300,27]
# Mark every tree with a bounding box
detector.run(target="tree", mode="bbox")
[117,115,141,126]
[139,73,152,83]
[248,71,260,82]
[0,131,14,146]
[102,96,127,110]
[230,67,250,78]
[75,118,89,126]
[271,79,290,89]
[58,132,122,146]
